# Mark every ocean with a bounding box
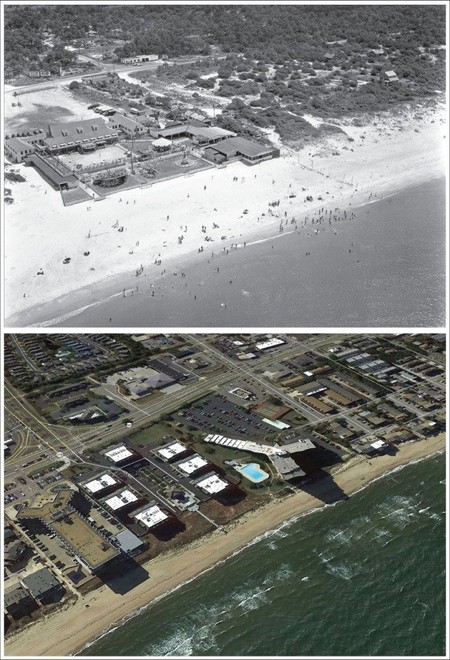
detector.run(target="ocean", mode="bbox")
[47,176,445,328]
[83,453,446,657]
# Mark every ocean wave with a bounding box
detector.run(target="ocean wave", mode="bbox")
[77,452,444,655]
[143,564,294,655]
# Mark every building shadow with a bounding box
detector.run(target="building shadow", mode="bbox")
[99,557,149,595]
[215,485,247,506]
[149,517,186,542]
[291,469,350,505]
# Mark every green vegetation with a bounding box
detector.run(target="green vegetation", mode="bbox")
[5,5,445,126]
[128,422,186,449]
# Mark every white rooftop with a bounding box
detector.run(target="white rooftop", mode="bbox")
[157,442,187,460]
[370,440,387,450]
[84,473,117,493]
[262,418,291,430]
[196,474,228,494]
[177,455,208,474]
[255,337,286,351]
[135,505,168,528]
[104,445,134,463]
[104,489,138,510]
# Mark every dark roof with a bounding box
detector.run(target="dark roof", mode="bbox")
[158,124,189,138]
[4,586,34,609]
[4,526,16,541]
[45,118,118,148]
[211,137,276,158]
[27,154,77,187]
[110,114,146,131]
[5,137,35,153]
[22,568,61,598]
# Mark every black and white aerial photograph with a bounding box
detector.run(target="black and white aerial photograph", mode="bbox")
[3,1,447,327]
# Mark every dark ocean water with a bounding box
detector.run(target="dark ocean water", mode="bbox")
[47,176,445,328]
[83,453,446,657]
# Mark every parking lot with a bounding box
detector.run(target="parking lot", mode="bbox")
[176,394,269,439]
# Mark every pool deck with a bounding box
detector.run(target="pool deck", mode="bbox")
[235,462,270,484]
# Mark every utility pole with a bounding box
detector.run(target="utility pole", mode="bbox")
[130,130,135,174]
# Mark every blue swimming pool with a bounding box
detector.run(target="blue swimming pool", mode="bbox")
[238,463,269,483]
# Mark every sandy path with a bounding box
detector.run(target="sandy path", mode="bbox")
[4,434,445,658]
[4,102,446,326]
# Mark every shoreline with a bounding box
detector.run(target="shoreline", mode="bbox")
[5,100,447,328]
[6,171,445,329]
[4,434,446,658]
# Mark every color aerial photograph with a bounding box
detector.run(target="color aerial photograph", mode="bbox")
[3,1,447,328]
[2,332,446,657]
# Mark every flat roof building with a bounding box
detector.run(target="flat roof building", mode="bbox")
[195,473,229,494]
[123,372,176,397]
[176,454,208,475]
[21,568,63,603]
[204,136,280,165]
[255,337,286,351]
[104,445,135,464]
[17,489,121,573]
[114,529,146,555]
[27,153,78,190]
[4,585,38,619]
[103,488,139,511]
[296,381,328,396]
[121,54,158,64]
[83,473,118,494]
[157,441,188,461]
[134,504,168,529]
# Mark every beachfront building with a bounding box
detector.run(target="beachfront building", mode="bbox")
[203,434,313,480]
[5,137,36,163]
[109,114,148,137]
[204,137,280,165]
[155,123,236,145]
[120,54,159,64]
[4,585,38,620]
[133,504,168,530]
[21,568,64,605]
[194,473,229,495]
[27,153,79,191]
[42,118,119,155]
[16,489,121,574]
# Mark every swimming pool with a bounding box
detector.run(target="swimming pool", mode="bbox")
[236,462,269,483]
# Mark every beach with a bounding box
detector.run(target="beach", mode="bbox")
[4,99,447,328]
[4,433,445,658]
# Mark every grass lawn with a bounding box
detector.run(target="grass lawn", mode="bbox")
[128,422,185,449]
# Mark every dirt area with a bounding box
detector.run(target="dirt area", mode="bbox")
[58,145,126,170]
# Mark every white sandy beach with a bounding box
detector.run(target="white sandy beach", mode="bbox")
[4,100,447,326]
[4,434,445,658]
